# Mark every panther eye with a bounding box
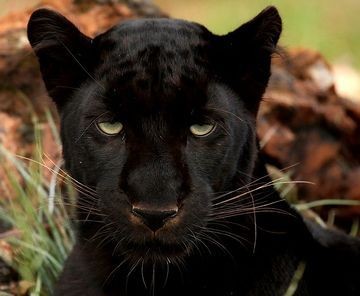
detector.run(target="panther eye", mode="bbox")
[190,123,216,137]
[96,121,123,135]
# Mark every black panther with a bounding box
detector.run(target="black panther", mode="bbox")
[27,6,360,295]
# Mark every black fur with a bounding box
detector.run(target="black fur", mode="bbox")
[27,7,360,296]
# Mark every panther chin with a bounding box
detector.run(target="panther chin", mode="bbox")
[121,240,191,264]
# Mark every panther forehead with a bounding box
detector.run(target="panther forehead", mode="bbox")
[98,18,210,49]
[93,18,214,112]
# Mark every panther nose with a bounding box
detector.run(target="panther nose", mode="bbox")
[131,206,178,232]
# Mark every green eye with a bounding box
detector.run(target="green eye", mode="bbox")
[97,121,123,135]
[190,123,216,137]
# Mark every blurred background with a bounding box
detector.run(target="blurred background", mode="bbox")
[155,0,360,68]
[1,0,360,99]
[2,0,360,67]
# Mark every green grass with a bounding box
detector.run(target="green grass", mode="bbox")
[0,114,75,295]
[267,165,360,236]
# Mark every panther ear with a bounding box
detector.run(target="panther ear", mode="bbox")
[214,6,282,114]
[27,9,94,110]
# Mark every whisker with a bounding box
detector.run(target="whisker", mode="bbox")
[202,226,250,249]
[212,180,313,207]
[246,182,257,254]
[56,38,105,90]
[206,219,250,231]
[15,154,99,201]
[125,258,141,295]
[43,153,98,194]
[215,120,231,136]
[211,175,286,202]
[48,158,63,213]
[207,107,244,123]
[163,258,170,288]
[151,262,156,296]
[196,231,232,258]
[186,227,211,256]
[74,111,109,143]
[211,207,293,220]
[212,188,279,212]
[141,258,147,289]
[112,237,127,256]
[103,256,129,287]
[213,162,304,202]
[34,198,105,218]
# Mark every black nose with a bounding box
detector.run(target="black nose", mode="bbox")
[132,207,178,232]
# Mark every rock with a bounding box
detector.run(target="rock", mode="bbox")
[333,63,360,103]
[259,48,360,221]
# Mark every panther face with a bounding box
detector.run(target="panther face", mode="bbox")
[27,7,281,263]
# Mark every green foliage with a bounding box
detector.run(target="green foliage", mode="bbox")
[0,116,75,295]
